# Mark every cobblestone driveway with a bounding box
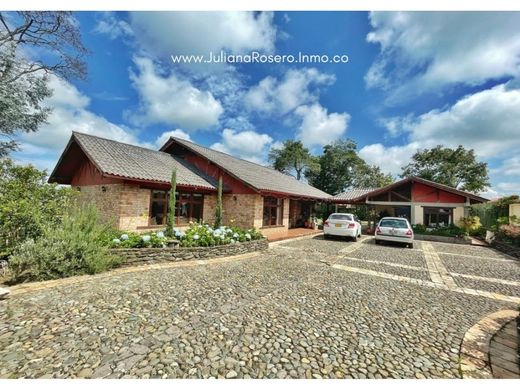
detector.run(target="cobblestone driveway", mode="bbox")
[0,235,519,379]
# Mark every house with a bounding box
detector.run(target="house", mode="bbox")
[330,177,488,227]
[49,132,330,239]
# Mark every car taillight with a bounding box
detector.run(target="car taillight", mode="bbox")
[406,229,413,236]
[324,220,329,227]
[375,227,381,234]
[348,223,356,228]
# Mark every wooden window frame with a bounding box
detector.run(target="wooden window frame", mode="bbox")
[423,207,454,227]
[263,196,283,227]
[149,190,204,226]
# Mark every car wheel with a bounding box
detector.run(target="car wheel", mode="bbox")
[408,243,414,249]
[352,235,358,242]
[324,234,329,239]
[375,239,380,245]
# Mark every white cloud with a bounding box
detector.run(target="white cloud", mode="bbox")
[294,104,350,148]
[245,68,335,115]
[155,129,191,148]
[210,128,273,164]
[16,75,143,171]
[366,12,520,98]
[94,12,133,40]
[127,57,223,130]
[492,156,520,177]
[359,142,421,176]
[129,12,277,57]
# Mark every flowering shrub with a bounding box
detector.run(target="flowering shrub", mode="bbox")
[496,224,520,247]
[108,223,263,249]
[178,223,263,247]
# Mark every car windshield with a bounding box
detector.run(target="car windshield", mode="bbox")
[329,214,353,221]
[379,219,408,229]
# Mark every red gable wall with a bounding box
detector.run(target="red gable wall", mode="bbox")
[412,182,466,203]
[183,153,257,195]
[71,159,122,186]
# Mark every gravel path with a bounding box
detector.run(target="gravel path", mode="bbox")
[335,258,431,281]
[453,276,520,297]
[0,236,517,379]
[428,242,511,259]
[347,243,427,268]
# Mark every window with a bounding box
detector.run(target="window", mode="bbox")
[423,207,453,227]
[379,219,409,229]
[328,214,353,221]
[263,197,283,227]
[149,190,204,226]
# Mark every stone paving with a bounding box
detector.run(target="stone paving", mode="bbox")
[0,235,519,378]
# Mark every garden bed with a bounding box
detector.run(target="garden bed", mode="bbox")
[112,238,269,266]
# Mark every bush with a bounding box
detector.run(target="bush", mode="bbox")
[8,204,120,283]
[0,159,75,258]
[459,216,482,234]
[496,224,520,247]
[108,222,264,249]
[412,224,466,238]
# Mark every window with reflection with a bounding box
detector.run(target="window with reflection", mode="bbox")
[263,197,283,227]
[149,190,204,226]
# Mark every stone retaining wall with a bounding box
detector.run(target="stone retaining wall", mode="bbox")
[414,234,471,245]
[491,241,520,259]
[112,239,268,266]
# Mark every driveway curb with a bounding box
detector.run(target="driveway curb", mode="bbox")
[459,309,520,378]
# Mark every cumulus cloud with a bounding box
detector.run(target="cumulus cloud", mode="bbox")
[366,12,520,99]
[294,104,350,148]
[16,75,143,170]
[210,128,273,164]
[358,142,421,176]
[245,68,335,115]
[155,129,191,149]
[492,156,520,177]
[129,11,277,58]
[94,12,133,40]
[127,57,223,130]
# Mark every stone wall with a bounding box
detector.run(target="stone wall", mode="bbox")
[222,194,261,228]
[112,239,269,266]
[79,183,151,231]
[78,184,123,227]
[202,194,217,225]
[414,234,471,245]
[119,185,150,231]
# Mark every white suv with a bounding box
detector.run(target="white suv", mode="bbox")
[375,217,414,248]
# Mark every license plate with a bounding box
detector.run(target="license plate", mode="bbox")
[335,223,342,228]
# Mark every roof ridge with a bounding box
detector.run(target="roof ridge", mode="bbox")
[72,131,170,157]
[171,136,299,181]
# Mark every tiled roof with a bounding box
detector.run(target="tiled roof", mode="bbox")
[330,188,379,202]
[165,137,331,199]
[57,132,218,190]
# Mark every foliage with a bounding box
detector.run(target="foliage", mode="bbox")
[166,169,176,237]
[268,140,316,180]
[471,202,510,231]
[305,139,365,195]
[351,164,393,188]
[401,145,489,192]
[496,224,520,247]
[214,176,223,229]
[459,216,482,234]
[109,231,167,249]
[0,159,75,258]
[8,204,120,283]
[412,224,466,238]
[109,223,264,249]
[0,11,88,156]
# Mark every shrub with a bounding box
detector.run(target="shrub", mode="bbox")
[8,204,120,283]
[0,159,75,258]
[496,224,520,247]
[459,216,482,234]
[412,224,466,238]
[108,222,264,249]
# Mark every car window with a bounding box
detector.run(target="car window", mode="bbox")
[379,219,408,228]
[329,214,353,221]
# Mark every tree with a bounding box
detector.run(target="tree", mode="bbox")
[351,164,393,189]
[0,158,75,258]
[0,11,88,156]
[268,140,316,180]
[166,169,176,237]
[305,139,365,195]
[214,176,223,228]
[401,145,490,192]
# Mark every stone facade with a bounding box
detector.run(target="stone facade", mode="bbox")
[202,194,217,225]
[222,194,260,228]
[112,239,268,266]
[78,183,150,231]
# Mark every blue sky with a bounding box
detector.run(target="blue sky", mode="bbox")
[12,11,520,197]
